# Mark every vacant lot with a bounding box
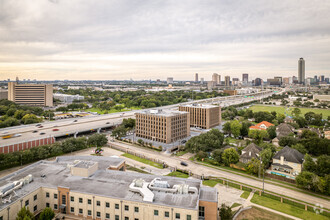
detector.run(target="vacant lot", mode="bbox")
[249,105,330,119]
[236,206,292,220]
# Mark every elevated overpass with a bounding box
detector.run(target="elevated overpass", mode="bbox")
[0,89,278,152]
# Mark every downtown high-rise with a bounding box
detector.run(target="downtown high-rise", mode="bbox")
[298,58,305,84]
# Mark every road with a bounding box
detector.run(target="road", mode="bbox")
[0,90,276,147]
[109,140,330,210]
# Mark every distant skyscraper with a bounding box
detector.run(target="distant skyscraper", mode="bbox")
[217,75,221,85]
[225,76,230,87]
[298,58,305,84]
[254,78,262,86]
[16,76,19,83]
[242,73,248,83]
[319,75,325,82]
[314,75,318,82]
[232,78,239,86]
[212,73,220,85]
[195,73,198,82]
[167,77,173,84]
[325,78,329,83]
[201,78,204,84]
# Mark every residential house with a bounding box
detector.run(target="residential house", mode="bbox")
[239,143,262,163]
[276,123,295,138]
[325,130,330,140]
[284,117,295,124]
[297,127,321,138]
[249,121,274,130]
[272,137,279,147]
[268,146,304,179]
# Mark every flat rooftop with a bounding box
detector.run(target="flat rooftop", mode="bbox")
[136,109,189,117]
[0,156,216,211]
[180,104,219,109]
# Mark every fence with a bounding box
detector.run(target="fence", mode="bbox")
[265,173,296,184]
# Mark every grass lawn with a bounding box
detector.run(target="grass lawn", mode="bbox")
[249,104,330,119]
[240,191,250,199]
[166,171,189,178]
[175,151,188,156]
[231,203,241,208]
[86,106,142,114]
[126,165,150,174]
[224,137,237,144]
[202,179,222,187]
[251,193,329,220]
[122,153,164,169]
[237,206,293,220]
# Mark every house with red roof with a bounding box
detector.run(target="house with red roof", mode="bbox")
[249,121,274,130]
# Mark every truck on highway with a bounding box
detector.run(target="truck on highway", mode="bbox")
[2,135,13,139]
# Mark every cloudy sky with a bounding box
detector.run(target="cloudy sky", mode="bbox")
[0,0,330,81]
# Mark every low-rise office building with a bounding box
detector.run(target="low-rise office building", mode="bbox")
[135,109,190,144]
[53,93,84,104]
[8,82,53,106]
[0,156,218,220]
[179,104,221,129]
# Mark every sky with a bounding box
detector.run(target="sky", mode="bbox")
[0,0,330,81]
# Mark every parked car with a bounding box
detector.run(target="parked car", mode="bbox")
[106,122,110,124]
[38,126,43,128]
[40,132,45,135]
[32,130,38,133]
[181,140,187,144]
[52,129,59,131]
[180,161,188,166]
[13,134,22,137]
[36,124,41,126]
[73,120,78,122]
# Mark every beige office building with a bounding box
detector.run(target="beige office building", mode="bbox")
[179,104,221,129]
[8,82,53,106]
[0,156,218,220]
[135,109,190,144]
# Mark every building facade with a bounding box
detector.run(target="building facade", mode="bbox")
[298,58,305,84]
[135,109,190,144]
[195,73,198,82]
[0,156,218,220]
[166,77,173,84]
[8,82,53,106]
[179,104,221,129]
[224,76,230,87]
[242,73,248,83]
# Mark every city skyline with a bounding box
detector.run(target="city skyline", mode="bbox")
[0,0,330,80]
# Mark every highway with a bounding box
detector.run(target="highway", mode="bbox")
[0,90,276,147]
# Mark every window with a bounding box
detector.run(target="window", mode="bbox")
[0,216,3,220]
[25,200,29,206]
[62,195,66,205]
[106,213,110,219]
[46,203,50,208]
[54,193,58,199]
[54,204,58,210]
[186,215,191,220]
[175,213,180,219]
[79,198,83,203]
[124,205,129,211]
[134,207,139,213]
[125,217,129,220]
[115,215,119,220]
[115,204,119,209]
[88,199,92,205]
[70,196,74,202]
[97,200,101,206]
[88,210,92,216]
[33,205,37,212]
[79,209,83,214]
[97,212,101,217]
[134,219,139,220]
[199,206,205,217]
[165,211,169,217]
[154,210,159,216]
[34,194,37,201]
[46,192,49,198]
[71,207,74,213]
[106,202,110,208]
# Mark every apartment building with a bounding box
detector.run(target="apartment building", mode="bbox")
[179,104,221,129]
[8,82,53,106]
[135,109,190,144]
[0,156,218,220]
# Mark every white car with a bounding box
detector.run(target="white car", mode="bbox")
[13,134,22,137]
[2,131,8,134]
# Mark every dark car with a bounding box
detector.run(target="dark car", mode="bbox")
[40,132,45,135]
[32,130,38,133]
[181,140,187,144]
[180,161,188,166]
[73,120,78,122]
[36,124,41,126]
[38,126,43,128]
[106,122,110,124]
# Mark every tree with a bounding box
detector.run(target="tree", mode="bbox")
[316,155,330,177]
[291,144,307,154]
[219,203,233,220]
[296,171,325,193]
[301,138,330,156]
[21,114,41,124]
[248,130,269,144]
[87,134,108,147]
[196,151,208,161]
[230,120,242,138]
[294,116,307,128]
[222,122,231,135]
[277,113,285,124]
[111,125,127,138]
[279,136,297,147]
[267,126,276,139]
[260,148,273,168]
[212,149,223,164]
[185,129,224,153]
[303,154,316,172]
[300,130,318,139]
[246,158,260,175]
[240,121,251,137]
[292,108,301,117]
[16,206,34,220]
[222,148,239,166]
[39,207,55,220]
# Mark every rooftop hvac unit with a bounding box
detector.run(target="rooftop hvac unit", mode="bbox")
[150,110,159,114]
[153,180,170,188]
[134,179,145,188]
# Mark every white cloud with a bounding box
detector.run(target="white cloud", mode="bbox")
[0,0,329,80]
